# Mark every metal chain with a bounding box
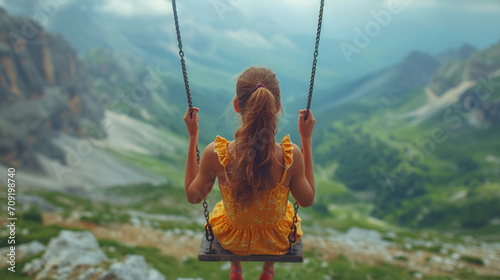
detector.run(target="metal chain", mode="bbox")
[172,0,209,253]
[172,0,200,162]
[172,0,191,110]
[305,0,325,121]
[288,201,300,252]
[289,0,325,254]
[203,199,216,253]
[203,200,213,240]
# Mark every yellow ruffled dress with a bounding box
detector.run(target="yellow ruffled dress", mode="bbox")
[209,135,303,255]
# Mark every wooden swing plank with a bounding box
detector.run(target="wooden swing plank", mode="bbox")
[198,237,303,262]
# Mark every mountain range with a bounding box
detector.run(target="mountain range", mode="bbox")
[0,7,104,173]
[312,38,500,230]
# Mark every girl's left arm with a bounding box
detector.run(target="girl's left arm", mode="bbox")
[183,108,216,204]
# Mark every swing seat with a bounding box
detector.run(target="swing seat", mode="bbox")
[198,237,303,262]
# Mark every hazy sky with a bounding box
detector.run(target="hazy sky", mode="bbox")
[2,0,499,96]
[92,0,500,88]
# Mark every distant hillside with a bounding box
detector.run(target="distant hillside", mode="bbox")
[82,48,234,145]
[316,51,440,111]
[409,41,500,127]
[436,44,476,65]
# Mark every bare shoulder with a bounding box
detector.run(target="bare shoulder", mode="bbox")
[202,142,217,160]
[291,143,303,160]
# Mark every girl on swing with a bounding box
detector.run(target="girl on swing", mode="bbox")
[184,67,315,280]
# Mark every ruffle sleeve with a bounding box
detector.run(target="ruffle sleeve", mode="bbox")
[213,135,230,167]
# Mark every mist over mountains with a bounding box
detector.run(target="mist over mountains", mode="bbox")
[2,0,500,97]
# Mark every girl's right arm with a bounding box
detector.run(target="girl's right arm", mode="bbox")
[289,109,316,207]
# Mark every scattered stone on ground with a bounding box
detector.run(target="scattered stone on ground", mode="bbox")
[21,230,166,280]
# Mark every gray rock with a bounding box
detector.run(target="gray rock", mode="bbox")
[79,267,103,280]
[0,240,45,264]
[20,231,165,280]
[0,41,9,54]
[18,195,56,212]
[22,258,43,275]
[99,254,165,280]
[23,230,108,279]
[385,231,397,239]
[345,227,382,243]
[19,240,46,259]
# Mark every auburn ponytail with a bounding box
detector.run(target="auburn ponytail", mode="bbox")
[229,67,281,206]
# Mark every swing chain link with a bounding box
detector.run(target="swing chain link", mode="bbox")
[203,198,217,254]
[288,201,300,252]
[172,0,192,111]
[203,199,214,242]
[305,0,324,121]
[173,0,209,250]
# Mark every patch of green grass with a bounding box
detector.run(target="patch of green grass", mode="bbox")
[0,252,43,280]
[25,186,206,231]
[105,148,184,185]
[30,190,101,213]
[22,208,42,223]
[460,255,485,266]
[0,215,68,245]
[394,255,409,261]
[411,245,442,253]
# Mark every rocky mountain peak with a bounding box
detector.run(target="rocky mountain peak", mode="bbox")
[0,9,105,173]
[437,43,477,65]
[400,51,439,70]
[390,51,440,92]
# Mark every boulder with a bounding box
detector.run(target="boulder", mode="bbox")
[22,230,166,280]
[23,230,108,279]
[18,194,56,212]
[0,240,45,265]
[99,254,165,280]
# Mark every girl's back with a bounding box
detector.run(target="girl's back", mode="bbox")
[213,134,294,227]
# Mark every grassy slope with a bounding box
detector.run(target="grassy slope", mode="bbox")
[312,80,500,233]
[2,187,499,280]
